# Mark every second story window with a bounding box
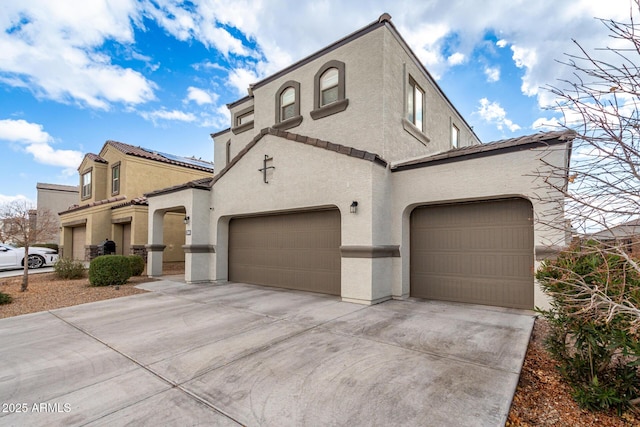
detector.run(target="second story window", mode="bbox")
[274,80,302,130]
[112,163,120,195]
[81,170,92,200]
[311,60,348,120]
[407,77,424,131]
[320,68,339,106]
[231,105,255,135]
[237,110,254,125]
[280,87,296,120]
[451,123,459,148]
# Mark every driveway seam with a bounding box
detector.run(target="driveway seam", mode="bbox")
[317,324,533,375]
[47,310,243,426]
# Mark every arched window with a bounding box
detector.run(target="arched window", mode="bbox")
[320,68,339,106]
[280,87,296,120]
[273,80,302,130]
[312,60,348,120]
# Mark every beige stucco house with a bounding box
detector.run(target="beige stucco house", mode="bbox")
[146,14,573,310]
[36,182,79,245]
[59,140,213,261]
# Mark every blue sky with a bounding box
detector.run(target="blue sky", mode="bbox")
[0,0,633,204]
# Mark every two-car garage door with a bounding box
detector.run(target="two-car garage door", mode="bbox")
[229,209,341,295]
[410,198,534,309]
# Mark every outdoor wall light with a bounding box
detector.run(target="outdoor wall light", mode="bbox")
[350,201,358,214]
[183,215,190,225]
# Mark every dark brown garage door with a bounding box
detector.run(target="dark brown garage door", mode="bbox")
[229,209,341,295]
[410,198,534,309]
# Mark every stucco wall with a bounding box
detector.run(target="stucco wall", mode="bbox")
[381,28,479,159]
[390,143,570,308]
[36,183,78,244]
[210,134,385,301]
[214,23,480,174]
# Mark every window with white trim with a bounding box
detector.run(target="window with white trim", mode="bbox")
[81,170,92,199]
[274,80,302,130]
[407,77,424,131]
[280,87,296,121]
[311,60,348,120]
[451,123,459,148]
[320,68,339,106]
[111,163,120,195]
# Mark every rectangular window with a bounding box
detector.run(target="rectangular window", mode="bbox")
[237,110,254,126]
[81,170,92,199]
[407,77,424,131]
[112,163,120,195]
[451,123,459,148]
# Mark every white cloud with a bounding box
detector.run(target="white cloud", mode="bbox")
[496,39,508,48]
[532,117,563,131]
[0,0,156,109]
[0,119,51,144]
[140,109,197,124]
[199,105,231,129]
[475,98,521,132]
[227,67,259,96]
[185,87,216,105]
[447,52,465,66]
[0,194,32,205]
[484,66,500,82]
[511,45,539,96]
[0,119,83,169]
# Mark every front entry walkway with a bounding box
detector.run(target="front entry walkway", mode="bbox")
[0,279,533,426]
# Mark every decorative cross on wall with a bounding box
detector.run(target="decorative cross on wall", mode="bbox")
[258,155,275,183]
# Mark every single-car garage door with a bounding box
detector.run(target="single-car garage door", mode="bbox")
[72,226,86,261]
[229,209,341,295]
[410,198,534,309]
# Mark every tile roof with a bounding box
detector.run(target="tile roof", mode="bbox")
[60,195,127,215]
[145,177,214,198]
[111,196,149,210]
[102,140,214,172]
[85,153,108,164]
[210,127,388,186]
[391,130,577,171]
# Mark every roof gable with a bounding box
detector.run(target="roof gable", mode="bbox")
[211,127,387,186]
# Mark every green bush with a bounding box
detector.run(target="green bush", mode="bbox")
[536,241,640,413]
[127,255,145,276]
[0,291,12,305]
[89,255,131,286]
[53,257,86,279]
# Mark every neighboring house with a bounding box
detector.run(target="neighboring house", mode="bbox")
[59,140,213,261]
[588,219,640,257]
[36,182,79,245]
[146,14,574,310]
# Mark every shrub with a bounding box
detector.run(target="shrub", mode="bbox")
[89,255,131,286]
[127,255,145,276]
[0,291,12,305]
[536,241,640,413]
[53,257,86,279]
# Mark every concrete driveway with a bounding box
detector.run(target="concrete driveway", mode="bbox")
[0,279,534,426]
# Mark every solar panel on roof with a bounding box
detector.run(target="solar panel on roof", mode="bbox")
[139,147,213,170]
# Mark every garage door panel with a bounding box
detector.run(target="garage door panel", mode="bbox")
[411,199,534,309]
[229,210,341,295]
[72,227,86,261]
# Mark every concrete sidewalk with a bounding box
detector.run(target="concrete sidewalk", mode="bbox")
[0,280,534,426]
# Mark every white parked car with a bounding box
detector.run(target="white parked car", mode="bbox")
[0,244,59,270]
